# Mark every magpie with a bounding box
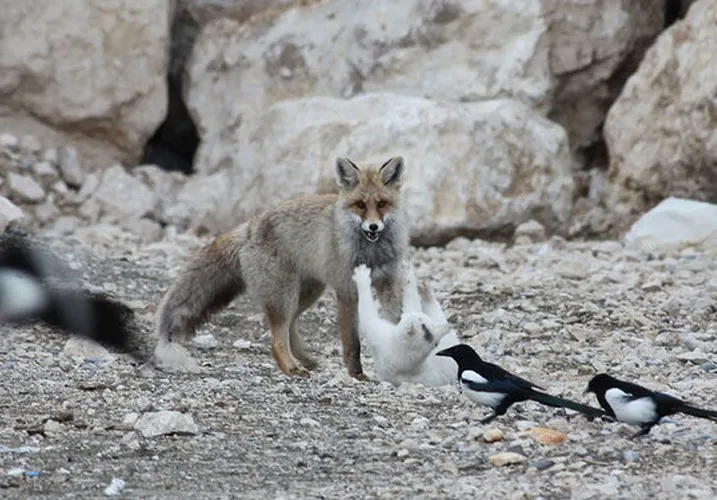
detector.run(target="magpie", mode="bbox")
[0,231,145,360]
[436,343,606,424]
[585,373,717,438]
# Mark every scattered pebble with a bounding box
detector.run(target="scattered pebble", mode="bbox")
[489,452,527,467]
[57,145,84,187]
[482,428,504,443]
[7,172,46,203]
[104,477,126,496]
[193,334,219,350]
[529,427,568,446]
[6,468,24,477]
[233,339,252,350]
[134,411,199,438]
[529,459,555,471]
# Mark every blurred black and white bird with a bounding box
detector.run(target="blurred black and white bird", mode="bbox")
[585,373,717,438]
[0,230,144,359]
[436,343,606,424]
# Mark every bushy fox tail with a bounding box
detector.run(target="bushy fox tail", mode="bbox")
[156,229,246,343]
[0,232,144,359]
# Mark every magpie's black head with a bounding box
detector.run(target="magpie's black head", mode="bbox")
[585,373,618,394]
[435,343,482,368]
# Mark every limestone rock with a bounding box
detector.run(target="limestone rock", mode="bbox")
[57,146,84,187]
[514,220,547,243]
[63,336,114,361]
[489,451,527,467]
[482,428,504,443]
[178,0,292,25]
[186,0,554,175]
[623,197,717,252]
[134,410,198,438]
[7,172,45,203]
[0,196,24,231]
[187,0,664,176]
[605,0,717,214]
[205,93,575,245]
[0,0,172,170]
[545,0,664,153]
[529,426,568,445]
[86,165,156,222]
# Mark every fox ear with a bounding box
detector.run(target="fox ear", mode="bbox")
[379,156,404,187]
[335,157,360,189]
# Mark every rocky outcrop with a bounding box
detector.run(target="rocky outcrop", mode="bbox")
[604,0,717,215]
[186,0,556,175]
[0,0,696,246]
[192,93,574,246]
[177,0,671,242]
[545,0,665,158]
[0,0,172,171]
[186,0,665,175]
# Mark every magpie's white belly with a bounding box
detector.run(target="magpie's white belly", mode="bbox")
[460,382,505,409]
[605,388,657,425]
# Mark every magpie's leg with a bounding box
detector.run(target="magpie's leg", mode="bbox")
[480,401,511,425]
[630,424,653,439]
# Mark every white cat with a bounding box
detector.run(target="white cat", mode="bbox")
[352,261,458,387]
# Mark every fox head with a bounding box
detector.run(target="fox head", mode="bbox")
[334,156,404,243]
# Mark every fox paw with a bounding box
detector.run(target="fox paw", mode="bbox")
[352,264,372,284]
[287,365,311,378]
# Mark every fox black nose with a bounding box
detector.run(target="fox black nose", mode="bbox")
[368,223,379,232]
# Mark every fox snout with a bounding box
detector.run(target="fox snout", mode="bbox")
[361,219,384,242]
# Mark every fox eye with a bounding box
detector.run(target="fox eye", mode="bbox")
[377,200,387,209]
[355,201,366,210]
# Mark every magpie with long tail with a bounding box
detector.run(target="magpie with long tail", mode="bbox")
[585,373,717,438]
[436,343,606,424]
[0,230,145,360]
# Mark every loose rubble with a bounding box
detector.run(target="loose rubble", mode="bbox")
[0,231,715,498]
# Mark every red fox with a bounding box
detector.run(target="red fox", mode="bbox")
[155,157,409,379]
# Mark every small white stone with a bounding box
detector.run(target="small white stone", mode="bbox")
[193,334,219,350]
[0,132,19,148]
[233,339,252,350]
[134,410,198,438]
[57,145,84,186]
[104,477,126,496]
[0,196,24,231]
[7,172,45,203]
[32,160,59,178]
[6,467,25,477]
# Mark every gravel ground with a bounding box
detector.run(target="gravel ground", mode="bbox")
[1,227,716,499]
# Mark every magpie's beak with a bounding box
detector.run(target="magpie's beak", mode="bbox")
[435,349,449,357]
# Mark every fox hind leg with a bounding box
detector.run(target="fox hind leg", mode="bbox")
[289,279,325,371]
[265,301,309,378]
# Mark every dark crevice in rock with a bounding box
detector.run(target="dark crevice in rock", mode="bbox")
[664,0,690,28]
[140,10,200,175]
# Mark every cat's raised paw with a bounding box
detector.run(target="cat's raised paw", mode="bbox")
[352,264,372,284]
